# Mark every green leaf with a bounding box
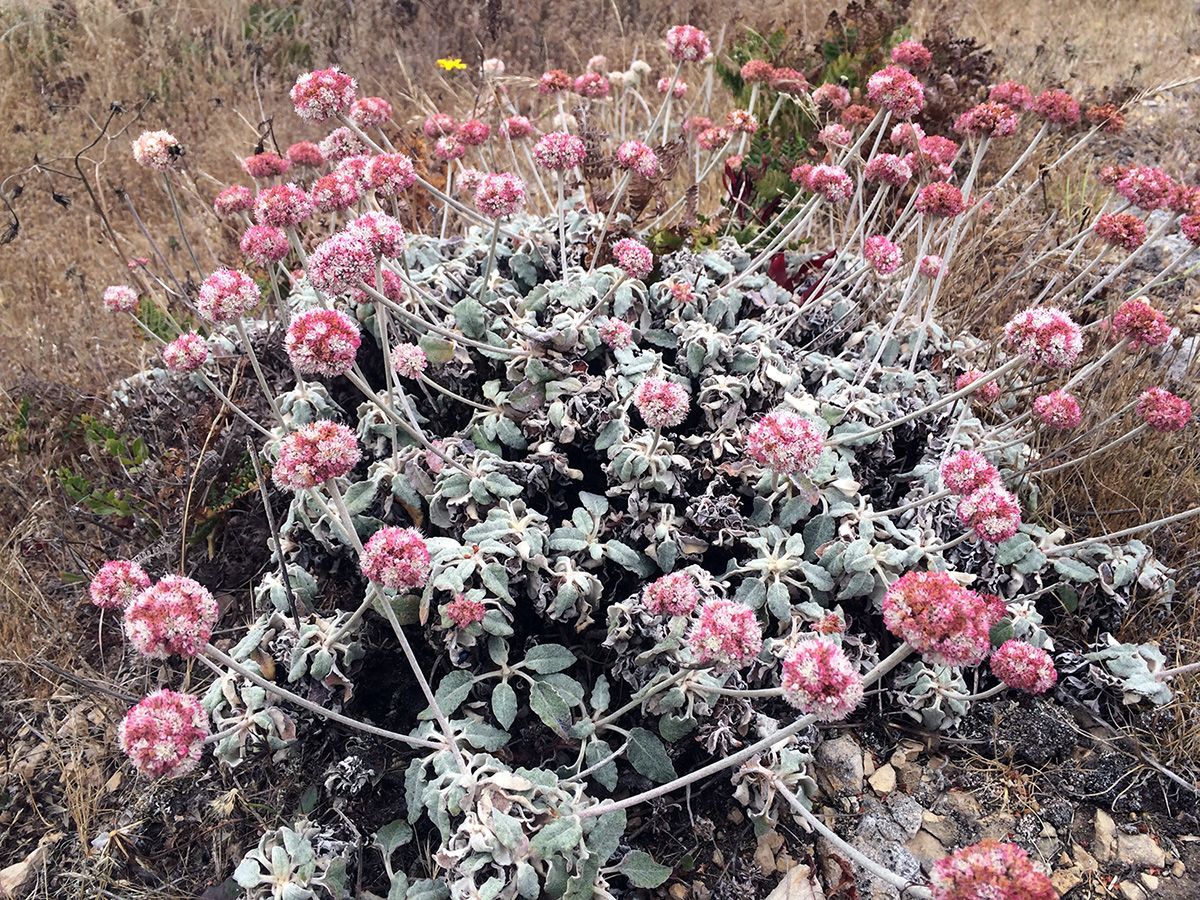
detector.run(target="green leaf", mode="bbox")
[802,515,836,560]
[342,478,378,515]
[375,820,413,856]
[524,644,576,673]
[491,810,525,849]
[579,491,609,519]
[767,580,791,619]
[584,740,619,790]
[627,727,677,783]
[453,296,487,339]
[994,534,1033,566]
[530,816,583,859]
[481,563,513,602]
[1052,557,1098,583]
[492,681,517,729]
[422,670,472,720]
[618,850,672,888]
[529,680,571,736]
[603,540,644,572]
[418,335,456,365]
[779,495,811,528]
[658,713,696,742]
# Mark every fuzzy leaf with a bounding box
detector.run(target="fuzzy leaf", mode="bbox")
[524,644,577,673]
[529,680,571,735]
[584,740,619,790]
[422,670,473,720]
[453,297,487,339]
[1053,558,1098,583]
[492,681,517,730]
[618,851,672,888]
[627,727,677,782]
[530,816,583,859]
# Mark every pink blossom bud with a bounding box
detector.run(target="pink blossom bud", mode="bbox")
[726,109,758,134]
[307,232,375,294]
[883,571,1005,667]
[286,308,361,376]
[915,181,966,217]
[89,560,151,610]
[290,67,357,122]
[811,83,850,110]
[1111,298,1170,347]
[349,212,405,257]
[612,238,653,279]
[240,152,290,179]
[214,185,254,216]
[807,165,854,202]
[502,116,534,140]
[1033,390,1082,430]
[990,640,1057,693]
[286,141,325,168]
[254,183,312,227]
[533,132,587,171]
[318,126,367,163]
[120,690,209,779]
[123,574,218,658]
[434,136,466,161]
[891,40,932,70]
[103,285,139,313]
[941,450,1000,495]
[391,343,428,379]
[1031,89,1080,126]
[747,411,824,476]
[1003,307,1083,368]
[780,639,864,721]
[1115,165,1174,211]
[918,254,944,279]
[163,332,209,373]
[598,318,634,350]
[240,225,290,266]
[867,65,924,119]
[665,24,711,62]
[197,269,261,323]
[1093,212,1147,250]
[538,69,572,94]
[574,72,610,98]
[817,123,853,147]
[349,96,392,128]
[955,369,1001,405]
[632,376,689,428]
[957,483,1021,543]
[931,841,1057,900]
[988,81,1033,110]
[273,421,360,489]
[445,595,487,628]
[954,101,1020,138]
[1138,387,1192,432]
[616,140,659,178]
[687,599,762,671]
[364,153,416,195]
[740,59,774,83]
[474,173,527,218]
[863,234,903,275]
[131,130,183,171]
[643,572,699,616]
[361,527,431,591]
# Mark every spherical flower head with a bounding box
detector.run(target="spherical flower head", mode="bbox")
[766,67,806,95]
[941,450,1000,495]
[290,67,357,122]
[863,234,903,275]
[917,134,959,166]
[790,164,814,190]
[931,841,1057,900]
[197,269,260,323]
[348,212,405,257]
[502,116,533,140]
[456,119,491,146]
[598,317,634,350]
[131,130,183,171]
[240,225,289,267]
[474,173,527,218]
[574,72,610,98]
[123,574,218,659]
[683,116,713,134]
[318,126,367,164]
[1031,89,1080,127]
[445,595,487,629]
[891,40,932,70]
[1169,183,1200,216]
[103,285,139,313]
[163,332,209,373]
[308,172,359,213]
[616,140,659,178]
[726,109,759,134]
[1093,212,1147,251]
[456,168,485,195]
[214,185,253,216]
[883,572,1005,667]
[1003,307,1083,368]
[808,165,854,202]
[954,101,1019,138]
[361,527,431,591]
[422,114,456,139]
[254,183,312,227]
[781,639,864,721]
[687,599,761,671]
[89,560,151,610]
[643,572,699,616]
[273,421,360,489]
[241,152,290,179]
[1112,298,1170,348]
[1115,165,1174,211]
[955,369,1001,405]
[841,104,876,128]
[307,232,374,294]
[989,81,1033,110]
[1033,390,1082,430]
[1086,102,1125,134]
[696,126,730,151]
[817,123,853,147]
[285,308,361,376]
[1138,387,1192,432]
[890,121,926,150]
[665,24,711,62]
[957,483,1021,543]
[350,96,392,128]
[746,410,824,477]
[915,181,966,217]
[613,238,653,280]
[433,136,466,162]
[990,641,1057,693]
[867,65,924,119]
[363,153,416,196]
[391,343,428,380]
[1182,215,1200,245]
[533,132,587,171]
[738,59,774,84]
[633,376,689,428]
[286,141,325,168]
[538,69,572,94]
[918,254,944,279]
[812,83,851,110]
[119,690,209,779]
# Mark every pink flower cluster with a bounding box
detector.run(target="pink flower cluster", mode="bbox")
[391,343,428,380]
[446,595,487,628]
[891,40,932,70]
[883,571,1005,667]
[423,113,456,137]
[538,70,572,94]
[863,153,912,187]
[310,172,359,213]
[1093,212,1147,250]
[197,269,260,323]
[1115,165,1173,210]
[806,165,854,202]
[780,639,864,722]
[163,333,209,373]
[290,67,357,122]
[990,640,1057,693]
[768,68,807,94]
[665,24,711,62]
[658,76,687,97]
[1033,390,1082,430]
[475,173,527,218]
[254,183,312,228]
[866,65,925,119]
[89,560,151,610]
[318,127,367,163]
[349,96,392,128]
[955,369,1001,405]
[307,232,375,294]
[286,308,362,376]
[365,154,417,195]
[502,116,534,140]
[103,285,139,313]
[123,574,218,658]
[812,83,850,110]
[746,410,824,476]
[632,377,689,428]
[863,234,903,275]
[131,130,183,171]
[214,185,253,216]
[1003,307,1083,367]
[287,141,325,168]
[613,238,653,279]
[915,182,966,218]
[696,126,730,150]
[740,59,774,83]
[598,318,634,350]
[273,421,361,489]
[817,124,852,147]
[574,73,610,98]
[687,599,762,671]
[349,212,405,257]
[918,255,945,279]
[533,132,587,171]
[1111,298,1170,347]
[1138,387,1192,432]
[617,140,659,178]
[726,109,758,134]
[434,137,466,161]
[240,225,290,266]
[957,483,1022,543]
[841,104,876,128]
[642,572,699,616]
[361,527,431,591]
[954,102,1020,138]
[941,450,1000,495]
[119,690,209,779]
[457,119,491,146]
[241,152,289,179]
[989,81,1033,110]
[1031,89,1080,126]
[930,840,1057,900]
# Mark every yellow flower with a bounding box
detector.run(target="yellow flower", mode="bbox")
[437,58,467,72]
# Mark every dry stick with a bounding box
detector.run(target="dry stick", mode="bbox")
[235,319,286,429]
[247,438,301,632]
[199,646,442,751]
[162,173,204,281]
[577,643,914,819]
[1027,423,1148,478]
[1048,504,1200,555]
[196,372,275,439]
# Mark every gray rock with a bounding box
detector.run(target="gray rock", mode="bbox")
[765,863,824,900]
[1116,833,1166,869]
[815,735,864,797]
[920,811,958,846]
[905,830,949,873]
[1093,809,1117,863]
